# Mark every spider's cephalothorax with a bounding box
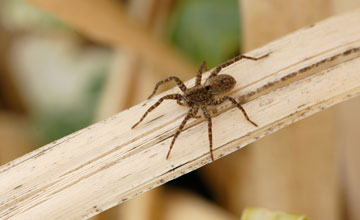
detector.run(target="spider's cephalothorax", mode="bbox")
[132,53,268,161]
[182,74,236,106]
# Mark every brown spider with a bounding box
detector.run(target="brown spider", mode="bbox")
[132,53,268,161]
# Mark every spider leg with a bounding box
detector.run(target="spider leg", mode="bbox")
[166,109,193,159]
[195,61,208,86]
[190,105,201,119]
[212,96,258,127]
[201,105,214,161]
[177,98,186,106]
[210,53,269,77]
[148,76,187,99]
[132,94,183,129]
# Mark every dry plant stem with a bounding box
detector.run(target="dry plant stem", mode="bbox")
[1,10,360,220]
[133,54,264,162]
[25,0,195,75]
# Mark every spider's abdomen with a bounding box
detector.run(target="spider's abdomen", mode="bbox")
[205,74,236,95]
[184,86,212,104]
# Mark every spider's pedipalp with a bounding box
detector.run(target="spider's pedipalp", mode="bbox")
[148,76,187,99]
[201,105,214,161]
[132,94,184,129]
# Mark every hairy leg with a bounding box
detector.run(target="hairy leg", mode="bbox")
[212,96,258,127]
[195,61,208,86]
[177,98,186,106]
[201,105,214,161]
[148,76,187,99]
[132,94,184,129]
[167,109,193,159]
[210,53,269,77]
[190,105,200,119]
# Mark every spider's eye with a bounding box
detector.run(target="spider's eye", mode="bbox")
[205,85,211,90]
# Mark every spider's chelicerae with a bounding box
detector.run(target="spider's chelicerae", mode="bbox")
[132,53,269,161]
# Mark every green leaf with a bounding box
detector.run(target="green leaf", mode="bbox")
[241,208,309,220]
[169,0,241,68]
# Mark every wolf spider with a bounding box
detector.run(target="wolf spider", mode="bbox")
[132,53,268,161]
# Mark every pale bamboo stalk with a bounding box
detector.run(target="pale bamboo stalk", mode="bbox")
[162,189,237,220]
[335,98,360,220]
[241,0,331,51]
[1,10,360,220]
[94,0,173,219]
[96,0,179,120]
[0,111,38,163]
[241,2,360,219]
[25,0,195,75]
[331,3,360,220]
[234,1,337,219]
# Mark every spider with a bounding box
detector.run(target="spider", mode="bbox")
[132,53,269,161]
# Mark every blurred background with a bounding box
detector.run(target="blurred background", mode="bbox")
[0,0,360,219]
